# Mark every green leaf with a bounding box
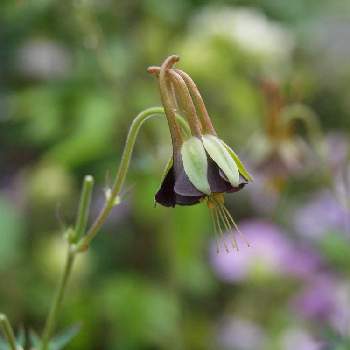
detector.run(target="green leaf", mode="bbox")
[181,137,210,195]
[202,135,239,187]
[50,324,81,350]
[220,140,253,181]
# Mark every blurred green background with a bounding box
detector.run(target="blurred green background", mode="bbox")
[1,0,350,349]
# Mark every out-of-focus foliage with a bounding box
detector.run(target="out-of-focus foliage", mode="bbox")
[1,0,350,349]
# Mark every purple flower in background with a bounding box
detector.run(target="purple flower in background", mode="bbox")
[210,219,320,282]
[291,275,350,336]
[291,275,336,322]
[283,246,321,280]
[210,219,290,282]
[294,190,349,239]
[217,316,266,350]
[330,282,350,336]
[333,163,350,232]
[281,328,325,350]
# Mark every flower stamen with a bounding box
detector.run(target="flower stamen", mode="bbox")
[209,208,221,254]
[212,206,230,253]
[207,194,250,252]
[217,204,239,251]
[221,204,251,248]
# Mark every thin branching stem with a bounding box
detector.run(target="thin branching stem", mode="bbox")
[41,250,75,350]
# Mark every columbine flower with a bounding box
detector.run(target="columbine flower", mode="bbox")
[148,55,252,251]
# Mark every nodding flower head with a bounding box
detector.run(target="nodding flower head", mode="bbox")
[148,55,253,251]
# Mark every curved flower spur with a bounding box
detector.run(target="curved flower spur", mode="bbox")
[148,55,253,252]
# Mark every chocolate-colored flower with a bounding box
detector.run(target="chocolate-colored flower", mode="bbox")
[148,55,252,250]
[155,134,250,207]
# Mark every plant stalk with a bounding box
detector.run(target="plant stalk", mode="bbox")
[41,249,75,350]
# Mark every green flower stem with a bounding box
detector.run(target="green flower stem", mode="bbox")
[73,175,95,243]
[76,106,185,251]
[41,249,75,350]
[40,107,189,349]
[0,313,17,350]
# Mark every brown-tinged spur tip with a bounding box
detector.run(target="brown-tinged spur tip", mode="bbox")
[147,54,179,74]
[147,66,160,75]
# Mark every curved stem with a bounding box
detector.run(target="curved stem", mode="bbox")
[0,314,17,350]
[76,107,188,251]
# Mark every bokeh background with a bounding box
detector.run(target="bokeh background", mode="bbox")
[1,0,350,349]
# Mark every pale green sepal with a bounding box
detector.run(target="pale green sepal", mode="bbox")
[202,134,240,187]
[220,140,253,182]
[181,137,211,195]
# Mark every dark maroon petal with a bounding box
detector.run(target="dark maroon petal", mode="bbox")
[207,156,233,193]
[226,175,248,193]
[173,157,204,197]
[155,164,204,207]
[155,165,176,207]
[175,194,202,205]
